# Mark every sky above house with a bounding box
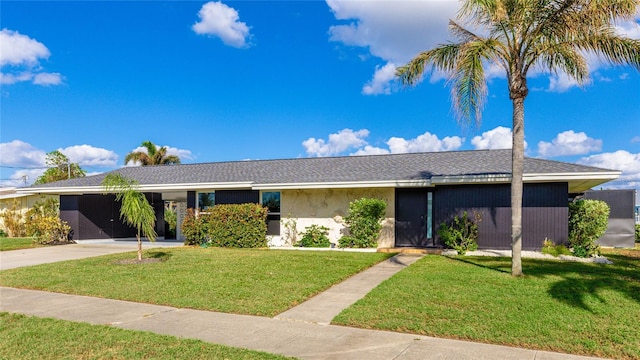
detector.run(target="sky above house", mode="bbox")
[1,1,639,191]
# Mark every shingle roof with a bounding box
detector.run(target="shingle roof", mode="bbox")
[28,149,617,190]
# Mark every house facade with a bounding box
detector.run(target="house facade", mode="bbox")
[17,149,620,250]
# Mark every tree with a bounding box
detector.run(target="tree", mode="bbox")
[397,0,640,276]
[35,150,86,184]
[124,141,181,166]
[102,173,157,261]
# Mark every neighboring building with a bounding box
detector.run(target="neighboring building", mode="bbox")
[16,149,620,250]
[583,189,637,248]
[0,188,56,235]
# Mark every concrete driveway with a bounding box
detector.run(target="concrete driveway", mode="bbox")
[0,240,183,270]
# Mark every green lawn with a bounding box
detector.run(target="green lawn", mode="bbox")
[0,247,391,316]
[333,248,640,360]
[0,312,292,360]
[0,237,40,251]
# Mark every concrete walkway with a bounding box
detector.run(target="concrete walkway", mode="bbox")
[0,245,606,360]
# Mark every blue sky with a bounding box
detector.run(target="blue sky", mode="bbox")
[1,1,639,190]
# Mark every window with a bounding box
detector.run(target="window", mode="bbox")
[197,192,215,212]
[262,191,281,236]
[261,192,280,214]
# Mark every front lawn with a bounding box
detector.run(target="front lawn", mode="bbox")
[0,312,291,359]
[0,237,40,251]
[333,250,640,360]
[0,247,391,316]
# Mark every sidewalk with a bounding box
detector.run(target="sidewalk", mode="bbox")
[0,246,606,360]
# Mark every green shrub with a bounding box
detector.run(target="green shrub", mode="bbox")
[568,199,609,257]
[635,224,640,243]
[0,229,7,238]
[25,197,60,237]
[206,204,268,248]
[33,216,72,245]
[180,209,208,246]
[297,224,331,248]
[339,198,386,248]
[438,211,481,255]
[541,238,571,257]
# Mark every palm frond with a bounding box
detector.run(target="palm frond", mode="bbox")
[396,44,461,86]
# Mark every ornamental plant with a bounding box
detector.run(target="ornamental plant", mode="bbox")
[297,224,331,248]
[181,208,208,246]
[339,198,386,248]
[568,199,609,257]
[438,211,482,255]
[206,203,268,248]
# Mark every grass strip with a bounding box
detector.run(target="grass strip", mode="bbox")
[0,247,391,316]
[333,248,640,360]
[0,237,40,251]
[0,312,292,359]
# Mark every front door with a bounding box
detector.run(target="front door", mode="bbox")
[395,188,433,247]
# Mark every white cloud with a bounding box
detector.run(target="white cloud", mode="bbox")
[0,140,46,167]
[193,1,251,48]
[327,1,639,95]
[0,29,62,86]
[537,130,602,157]
[387,131,463,153]
[578,150,640,188]
[351,145,390,156]
[471,126,524,150]
[33,72,63,86]
[362,62,397,95]
[58,145,119,167]
[0,29,50,66]
[327,0,458,95]
[303,128,369,157]
[306,128,464,157]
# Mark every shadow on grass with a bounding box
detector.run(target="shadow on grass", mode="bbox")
[148,251,172,261]
[450,254,640,312]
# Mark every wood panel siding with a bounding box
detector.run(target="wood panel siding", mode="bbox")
[214,190,259,205]
[433,183,568,250]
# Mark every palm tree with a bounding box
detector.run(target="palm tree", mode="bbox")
[124,141,181,166]
[102,173,157,261]
[397,0,640,276]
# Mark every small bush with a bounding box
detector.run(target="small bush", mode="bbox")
[635,224,640,243]
[0,229,7,238]
[206,204,268,248]
[180,209,208,246]
[25,197,60,237]
[297,224,331,248]
[541,238,571,257]
[33,216,72,245]
[339,198,386,248]
[568,199,609,257]
[438,211,481,255]
[164,206,177,238]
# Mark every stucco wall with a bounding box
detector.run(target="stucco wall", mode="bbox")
[280,188,395,248]
[0,195,58,235]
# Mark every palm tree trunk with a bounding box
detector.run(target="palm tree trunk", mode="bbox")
[511,96,525,276]
[137,231,142,261]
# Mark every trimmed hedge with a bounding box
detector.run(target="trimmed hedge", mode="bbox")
[181,204,268,248]
[568,199,609,257]
[338,198,386,248]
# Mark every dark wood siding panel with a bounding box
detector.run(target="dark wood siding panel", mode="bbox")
[215,190,259,205]
[433,183,568,250]
[60,195,80,240]
[187,191,196,209]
